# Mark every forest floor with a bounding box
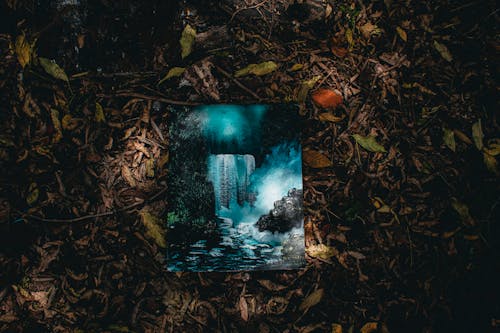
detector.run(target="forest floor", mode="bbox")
[0,0,499,332]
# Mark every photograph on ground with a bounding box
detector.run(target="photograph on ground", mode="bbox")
[166,104,304,271]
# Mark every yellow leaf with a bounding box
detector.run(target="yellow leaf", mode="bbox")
[296,76,321,103]
[318,113,344,122]
[303,150,332,168]
[299,289,324,312]
[289,63,304,71]
[434,40,453,62]
[180,24,196,59]
[345,28,354,49]
[158,67,185,85]
[95,102,106,122]
[235,61,278,77]
[139,208,166,248]
[472,119,483,150]
[307,244,337,260]
[62,114,79,131]
[39,57,69,82]
[15,34,33,68]
[353,134,386,153]
[331,323,342,333]
[360,322,378,333]
[50,109,63,143]
[26,182,39,205]
[396,26,407,41]
[145,158,155,178]
[442,128,456,152]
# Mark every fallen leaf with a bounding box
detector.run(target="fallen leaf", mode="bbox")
[306,244,337,260]
[145,158,155,178]
[15,34,34,68]
[299,289,324,312]
[39,57,69,82]
[454,129,472,145]
[312,89,343,109]
[443,127,456,152]
[257,279,287,291]
[472,119,483,150]
[62,114,79,131]
[360,22,379,40]
[26,182,39,205]
[331,46,348,58]
[318,113,344,122]
[158,67,185,85]
[303,150,332,168]
[396,26,407,41]
[484,139,500,156]
[353,134,386,153]
[289,63,304,71]
[434,41,453,62]
[139,208,166,248]
[235,61,278,77]
[360,322,378,333]
[345,28,354,49]
[121,165,136,187]
[239,296,249,321]
[180,24,196,59]
[331,323,343,333]
[483,152,499,175]
[296,76,321,103]
[50,109,63,143]
[95,102,106,122]
[451,198,474,226]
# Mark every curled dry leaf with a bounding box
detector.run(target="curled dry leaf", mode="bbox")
[312,89,343,109]
[15,34,34,68]
[50,109,63,143]
[303,150,332,168]
[296,76,321,103]
[299,288,324,312]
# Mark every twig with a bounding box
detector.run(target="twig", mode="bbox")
[229,0,269,22]
[96,92,200,106]
[215,65,262,101]
[22,186,168,223]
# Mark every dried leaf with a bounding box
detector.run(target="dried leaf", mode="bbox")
[145,158,155,178]
[303,150,332,168]
[139,209,166,248]
[121,165,136,187]
[95,102,106,122]
[15,34,34,68]
[318,113,344,123]
[307,244,337,260]
[483,152,499,175]
[299,289,324,312]
[472,119,483,151]
[62,114,79,131]
[26,182,39,206]
[239,296,249,321]
[360,322,378,333]
[235,61,278,77]
[257,279,287,292]
[433,41,453,62]
[331,323,343,333]
[353,134,386,153]
[396,26,407,41]
[39,57,69,82]
[443,128,456,152]
[331,46,348,58]
[297,76,321,103]
[158,67,186,85]
[50,109,63,143]
[345,28,354,48]
[312,89,343,109]
[360,22,380,40]
[451,198,474,226]
[289,63,304,71]
[484,140,500,156]
[180,24,196,59]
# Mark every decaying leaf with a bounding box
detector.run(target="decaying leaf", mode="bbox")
[442,127,456,152]
[472,119,483,151]
[139,208,166,248]
[318,113,344,123]
[121,165,136,187]
[433,40,453,62]
[483,152,499,175]
[26,182,39,205]
[289,63,304,71]
[303,150,332,168]
[331,46,348,58]
[299,288,324,312]
[257,279,287,291]
[451,198,474,226]
[145,158,155,178]
[180,24,196,59]
[353,134,386,153]
[296,76,321,103]
[312,89,343,109]
[345,28,354,49]
[331,323,343,333]
[239,296,249,321]
[360,22,380,40]
[484,139,500,156]
[306,244,338,260]
[62,114,79,131]
[95,102,106,122]
[50,109,63,143]
[158,67,185,85]
[39,57,69,82]
[15,34,34,68]
[396,26,407,41]
[360,322,378,333]
[235,61,278,77]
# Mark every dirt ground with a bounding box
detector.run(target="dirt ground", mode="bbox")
[0,0,499,332]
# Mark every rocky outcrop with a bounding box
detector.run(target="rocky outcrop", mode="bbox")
[255,188,303,233]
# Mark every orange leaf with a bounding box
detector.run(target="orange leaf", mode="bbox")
[312,89,343,109]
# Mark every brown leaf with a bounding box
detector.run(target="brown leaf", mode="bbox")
[121,165,136,187]
[318,113,344,123]
[360,322,378,333]
[257,279,287,292]
[239,296,249,321]
[331,46,348,58]
[303,150,332,168]
[312,89,343,109]
[299,288,324,312]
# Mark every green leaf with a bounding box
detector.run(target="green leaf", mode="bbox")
[95,102,106,122]
[158,67,185,85]
[433,41,453,62]
[139,208,166,248]
[443,128,456,152]
[353,134,386,153]
[472,119,483,151]
[39,57,69,82]
[235,61,278,77]
[180,24,196,59]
